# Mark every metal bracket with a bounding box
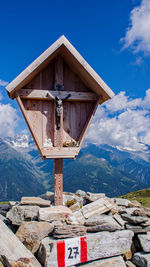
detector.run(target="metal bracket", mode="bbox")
[54,84,64,91]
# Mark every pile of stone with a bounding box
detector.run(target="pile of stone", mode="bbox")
[0,191,150,266]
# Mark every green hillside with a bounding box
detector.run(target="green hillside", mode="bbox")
[121,188,150,207]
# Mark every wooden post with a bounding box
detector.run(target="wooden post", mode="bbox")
[54,158,63,205]
[54,55,64,206]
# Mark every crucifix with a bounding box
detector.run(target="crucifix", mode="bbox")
[6,36,114,208]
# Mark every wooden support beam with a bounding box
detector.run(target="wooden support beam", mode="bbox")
[18,89,97,102]
[54,158,63,205]
[41,147,79,159]
[54,55,64,206]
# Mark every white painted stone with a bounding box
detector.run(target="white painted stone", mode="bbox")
[36,230,134,266]
[0,220,41,267]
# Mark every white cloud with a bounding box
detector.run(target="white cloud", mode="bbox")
[0,79,8,87]
[121,0,150,54]
[0,103,19,137]
[86,89,150,153]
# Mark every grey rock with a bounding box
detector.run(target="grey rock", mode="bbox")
[85,192,106,202]
[138,233,150,252]
[66,210,85,225]
[39,191,54,203]
[113,198,131,207]
[121,213,148,225]
[37,230,134,266]
[75,189,86,197]
[16,221,54,253]
[128,200,142,208]
[85,215,122,232]
[126,223,150,233]
[113,213,126,227]
[63,192,84,207]
[75,256,126,266]
[0,220,41,266]
[82,198,116,219]
[126,261,137,267]
[0,214,6,222]
[123,208,138,215]
[6,205,39,225]
[70,202,81,212]
[132,252,150,267]
[53,225,87,239]
[21,197,51,207]
[39,205,72,222]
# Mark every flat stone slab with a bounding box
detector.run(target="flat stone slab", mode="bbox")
[75,256,126,266]
[6,205,39,225]
[39,205,72,222]
[0,220,41,267]
[138,233,150,252]
[36,230,133,266]
[85,215,122,232]
[121,213,148,225]
[112,198,131,207]
[82,198,116,219]
[21,197,51,207]
[126,224,150,233]
[132,252,150,267]
[53,225,87,239]
[85,192,106,202]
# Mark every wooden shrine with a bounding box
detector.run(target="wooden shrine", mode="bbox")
[6,35,114,205]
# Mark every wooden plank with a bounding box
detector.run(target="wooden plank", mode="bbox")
[16,95,43,156]
[41,147,79,159]
[78,97,101,147]
[18,89,97,102]
[23,99,43,148]
[55,55,63,87]
[42,61,55,90]
[54,159,63,205]
[42,100,54,148]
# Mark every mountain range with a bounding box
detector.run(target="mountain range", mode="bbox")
[0,134,150,201]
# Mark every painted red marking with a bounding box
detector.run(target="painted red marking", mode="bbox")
[57,240,65,267]
[80,237,87,263]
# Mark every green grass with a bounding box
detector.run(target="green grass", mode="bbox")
[0,202,9,204]
[121,188,150,208]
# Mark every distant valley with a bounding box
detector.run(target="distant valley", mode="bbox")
[0,134,150,201]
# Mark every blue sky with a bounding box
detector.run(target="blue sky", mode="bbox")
[0,0,150,154]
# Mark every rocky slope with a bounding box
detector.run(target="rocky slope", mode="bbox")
[1,190,150,266]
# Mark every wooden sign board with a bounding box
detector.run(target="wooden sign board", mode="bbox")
[6,36,114,205]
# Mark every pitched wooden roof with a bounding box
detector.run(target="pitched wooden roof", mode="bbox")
[6,35,115,102]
